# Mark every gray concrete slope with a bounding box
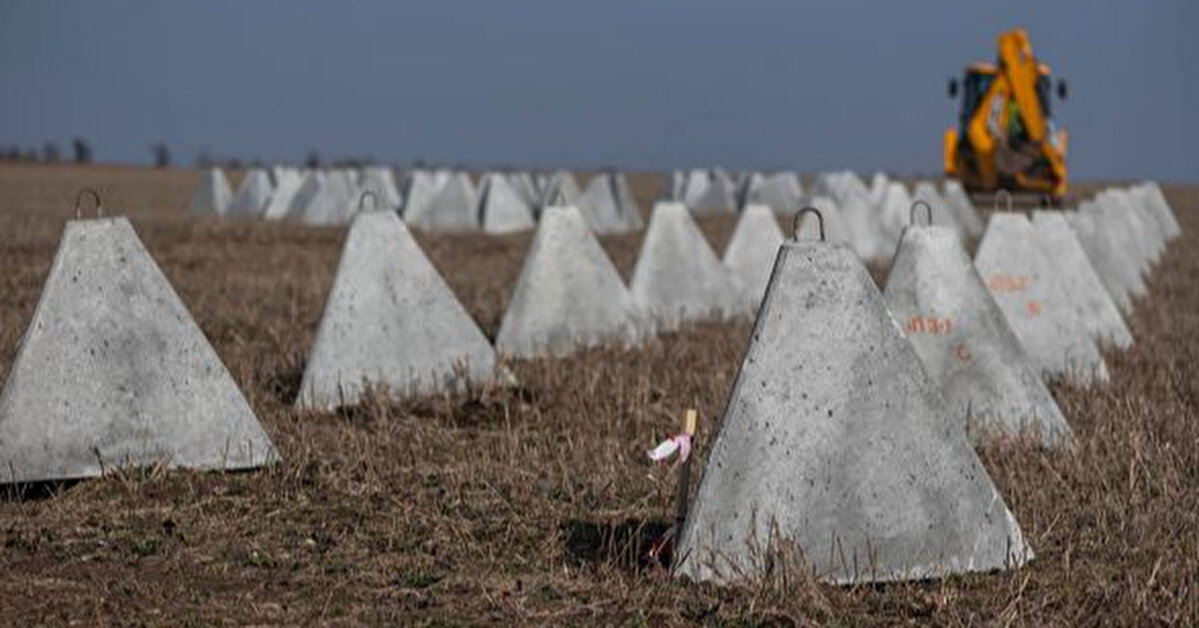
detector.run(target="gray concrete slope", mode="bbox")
[229,169,273,216]
[1065,209,1139,316]
[1135,182,1181,239]
[296,211,497,409]
[630,202,746,330]
[678,240,1030,584]
[722,203,784,309]
[974,214,1109,385]
[884,225,1071,445]
[0,217,279,482]
[407,172,479,232]
[496,206,644,358]
[263,169,304,220]
[190,168,233,215]
[479,173,535,234]
[1030,211,1133,350]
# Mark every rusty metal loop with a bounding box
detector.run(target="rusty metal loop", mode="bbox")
[75,188,102,219]
[910,199,933,226]
[792,206,825,242]
[994,189,1013,213]
[358,190,378,212]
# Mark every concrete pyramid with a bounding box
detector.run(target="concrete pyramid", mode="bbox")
[1134,182,1181,240]
[301,171,355,226]
[284,171,324,220]
[359,166,402,210]
[630,202,746,330]
[407,172,478,232]
[688,171,737,216]
[229,168,273,216]
[837,188,888,263]
[576,173,622,233]
[677,235,1030,584]
[975,214,1108,384]
[1086,197,1153,281]
[479,172,535,234]
[612,172,645,231]
[1030,211,1133,349]
[875,181,912,255]
[1103,189,1163,265]
[576,173,643,234]
[542,171,581,209]
[884,225,1071,445]
[745,172,803,215]
[0,217,278,483]
[682,169,710,207]
[401,169,445,221]
[496,206,644,358]
[1065,208,1139,315]
[263,168,304,220]
[297,211,496,409]
[190,168,233,215]
[722,203,784,308]
[943,180,985,239]
[510,172,541,209]
[869,171,890,207]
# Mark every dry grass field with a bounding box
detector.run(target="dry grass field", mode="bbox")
[0,163,1194,625]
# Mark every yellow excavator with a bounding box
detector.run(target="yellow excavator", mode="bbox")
[944,29,1070,201]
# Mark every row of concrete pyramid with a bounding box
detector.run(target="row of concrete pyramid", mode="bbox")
[190,167,644,234]
[295,201,757,409]
[286,178,1177,413]
[677,180,1181,586]
[1,175,1177,588]
[666,168,985,265]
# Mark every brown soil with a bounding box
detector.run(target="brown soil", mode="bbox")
[0,164,1194,625]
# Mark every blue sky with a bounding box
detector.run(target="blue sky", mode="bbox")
[2,1,1197,181]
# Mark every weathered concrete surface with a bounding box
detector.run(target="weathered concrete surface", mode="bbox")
[1065,208,1139,316]
[884,226,1071,445]
[1134,182,1181,240]
[1104,189,1164,265]
[297,211,497,409]
[745,171,802,215]
[229,168,273,216]
[1030,211,1133,349]
[682,169,709,207]
[509,172,541,209]
[688,170,737,216]
[263,168,304,220]
[479,173,535,234]
[630,202,746,330]
[722,204,784,309]
[942,180,985,239]
[407,172,479,232]
[612,172,645,232]
[1084,199,1153,285]
[285,171,324,220]
[190,168,233,215]
[401,169,446,222]
[838,187,888,263]
[301,171,355,226]
[496,206,644,358]
[875,181,912,256]
[0,218,279,483]
[677,241,1030,584]
[1098,190,1160,269]
[975,214,1109,385]
[576,173,626,234]
[359,167,403,210]
[541,171,581,209]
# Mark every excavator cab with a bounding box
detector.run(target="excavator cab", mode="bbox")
[944,30,1069,201]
